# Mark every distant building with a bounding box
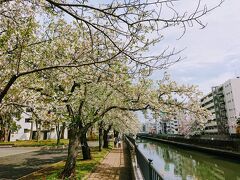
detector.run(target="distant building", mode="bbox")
[141,116,180,135]
[159,117,179,135]
[10,109,68,141]
[141,121,158,134]
[201,91,219,134]
[201,77,240,135]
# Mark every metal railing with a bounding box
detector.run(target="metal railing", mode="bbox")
[126,135,163,180]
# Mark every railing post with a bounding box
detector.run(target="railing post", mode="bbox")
[148,158,153,180]
[135,145,138,168]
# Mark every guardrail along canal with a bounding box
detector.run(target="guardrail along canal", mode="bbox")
[136,139,240,180]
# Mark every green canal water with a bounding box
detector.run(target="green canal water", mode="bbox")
[136,139,240,180]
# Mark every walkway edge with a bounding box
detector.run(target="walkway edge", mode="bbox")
[125,137,144,180]
[82,149,111,180]
[17,160,65,180]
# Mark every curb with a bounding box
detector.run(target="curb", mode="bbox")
[0,145,13,148]
[40,145,68,150]
[0,144,14,148]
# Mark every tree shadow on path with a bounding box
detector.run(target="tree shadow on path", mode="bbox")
[0,149,67,179]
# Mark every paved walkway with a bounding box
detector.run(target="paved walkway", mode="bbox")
[88,141,133,180]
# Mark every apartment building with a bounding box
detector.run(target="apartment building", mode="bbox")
[159,118,179,135]
[142,121,158,134]
[141,116,180,135]
[223,78,240,134]
[10,108,68,141]
[201,77,240,135]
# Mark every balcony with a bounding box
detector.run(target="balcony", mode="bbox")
[220,116,227,120]
[206,120,217,127]
[219,104,225,109]
[209,108,215,113]
[216,90,224,95]
[205,129,218,133]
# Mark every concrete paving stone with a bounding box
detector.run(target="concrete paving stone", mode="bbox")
[88,141,133,180]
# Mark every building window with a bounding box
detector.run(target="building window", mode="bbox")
[24,129,29,133]
[25,118,32,123]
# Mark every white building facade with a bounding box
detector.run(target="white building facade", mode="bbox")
[142,117,179,135]
[10,109,68,141]
[141,121,158,134]
[223,78,240,134]
[201,77,240,135]
[159,118,179,135]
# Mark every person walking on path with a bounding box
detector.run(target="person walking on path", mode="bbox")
[114,136,118,148]
[117,136,121,148]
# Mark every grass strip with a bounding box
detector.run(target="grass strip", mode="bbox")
[0,139,69,147]
[20,145,112,180]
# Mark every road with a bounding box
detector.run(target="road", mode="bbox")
[0,141,98,179]
[0,147,41,158]
[0,148,67,179]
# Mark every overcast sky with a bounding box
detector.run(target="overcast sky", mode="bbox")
[150,0,240,94]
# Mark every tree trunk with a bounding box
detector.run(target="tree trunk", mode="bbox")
[35,120,41,141]
[0,74,18,104]
[61,127,80,179]
[114,130,119,138]
[0,116,4,142]
[103,130,108,148]
[56,123,61,145]
[29,121,33,140]
[89,127,93,140]
[7,130,11,141]
[0,129,3,142]
[4,129,9,142]
[103,125,112,148]
[80,131,92,160]
[98,122,103,151]
[60,122,66,139]
[37,127,40,141]
[0,129,5,142]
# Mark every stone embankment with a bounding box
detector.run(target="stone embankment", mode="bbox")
[138,134,240,160]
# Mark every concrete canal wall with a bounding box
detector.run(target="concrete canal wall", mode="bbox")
[138,135,240,160]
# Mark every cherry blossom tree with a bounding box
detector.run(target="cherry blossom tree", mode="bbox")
[0,0,222,178]
[0,0,224,104]
[26,58,209,178]
[100,110,141,149]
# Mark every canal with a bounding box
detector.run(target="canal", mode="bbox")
[136,138,240,180]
